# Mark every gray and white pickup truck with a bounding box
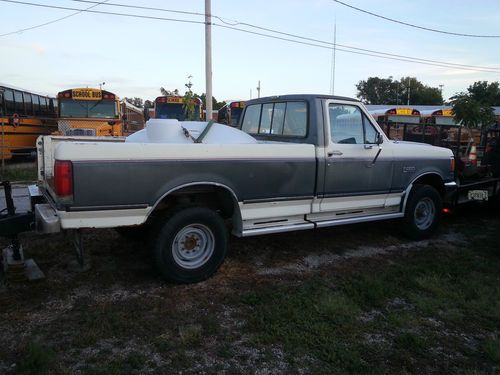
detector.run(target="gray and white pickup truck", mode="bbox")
[31,94,456,283]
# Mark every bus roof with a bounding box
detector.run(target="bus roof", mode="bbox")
[368,107,420,116]
[420,108,453,117]
[121,100,143,113]
[0,82,53,98]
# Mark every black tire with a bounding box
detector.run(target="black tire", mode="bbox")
[403,185,442,240]
[150,207,228,283]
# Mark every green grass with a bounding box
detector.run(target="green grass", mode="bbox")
[240,224,500,373]
[0,165,37,182]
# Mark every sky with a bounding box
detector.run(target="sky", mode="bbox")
[1,0,500,103]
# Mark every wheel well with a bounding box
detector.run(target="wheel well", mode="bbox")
[412,173,445,196]
[148,184,240,225]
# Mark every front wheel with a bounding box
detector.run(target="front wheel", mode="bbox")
[403,185,442,240]
[150,207,228,283]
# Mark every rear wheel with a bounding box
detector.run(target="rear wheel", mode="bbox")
[150,207,228,283]
[403,185,442,239]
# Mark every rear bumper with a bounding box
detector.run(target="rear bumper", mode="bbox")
[29,185,61,234]
[35,203,61,233]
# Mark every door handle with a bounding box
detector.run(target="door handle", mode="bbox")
[364,144,374,149]
[328,151,343,156]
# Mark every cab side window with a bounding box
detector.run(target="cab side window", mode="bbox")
[329,104,379,144]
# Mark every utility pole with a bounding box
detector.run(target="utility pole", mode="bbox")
[256,81,261,98]
[205,0,213,120]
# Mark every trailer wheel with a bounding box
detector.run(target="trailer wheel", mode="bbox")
[403,185,442,240]
[150,207,228,283]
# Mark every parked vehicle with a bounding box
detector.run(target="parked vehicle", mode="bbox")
[57,88,123,136]
[2,94,499,283]
[154,95,202,121]
[0,83,57,160]
[217,101,245,126]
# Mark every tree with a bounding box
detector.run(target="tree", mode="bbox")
[356,77,396,104]
[450,80,498,131]
[144,100,154,109]
[450,93,494,129]
[197,93,225,110]
[183,78,196,121]
[465,81,500,106]
[160,87,179,96]
[124,97,144,108]
[356,76,443,105]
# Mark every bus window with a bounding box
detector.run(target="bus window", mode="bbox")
[40,97,48,116]
[32,95,40,116]
[49,98,56,116]
[24,93,33,115]
[14,90,24,114]
[4,89,15,115]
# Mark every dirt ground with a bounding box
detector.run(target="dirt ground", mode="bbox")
[0,205,499,374]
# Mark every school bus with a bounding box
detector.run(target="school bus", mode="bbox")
[57,88,122,136]
[154,95,203,121]
[421,108,481,156]
[217,101,246,126]
[120,100,145,133]
[369,107,421,141]
[0,83,57,160]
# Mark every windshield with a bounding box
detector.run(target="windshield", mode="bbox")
[59,99,117,119]
[156,103,200,121]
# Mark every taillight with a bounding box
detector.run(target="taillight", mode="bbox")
[450,158,456,173]
[54,160,73,197]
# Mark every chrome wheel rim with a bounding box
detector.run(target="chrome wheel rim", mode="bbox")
[172,224,215,269]
[414,198,435,230]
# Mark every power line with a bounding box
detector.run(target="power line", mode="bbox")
[0,0,206,26]
[1,0,499,74]
[214,24,500,74]
[213,15,500,71]
[71,0,204,18]
[0,0,109,37]
[333,0,500,38]
[61,0,500,72]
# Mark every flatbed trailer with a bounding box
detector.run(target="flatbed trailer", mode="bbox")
[450,176,500,207]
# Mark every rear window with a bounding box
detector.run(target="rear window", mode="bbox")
[241,101,307,137]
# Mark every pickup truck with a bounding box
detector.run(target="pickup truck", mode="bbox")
[25,94,456,283]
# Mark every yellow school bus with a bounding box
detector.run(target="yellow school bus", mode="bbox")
[0,83,57,160]
[57,88,122,136]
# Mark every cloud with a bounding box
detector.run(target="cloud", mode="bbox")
[31,43,46,55]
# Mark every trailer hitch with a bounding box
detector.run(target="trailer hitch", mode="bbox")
[0,181,43,282]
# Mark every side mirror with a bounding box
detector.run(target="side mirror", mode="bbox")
[376,132,384,144]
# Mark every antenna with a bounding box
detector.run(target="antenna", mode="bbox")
[330,18,337,95]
